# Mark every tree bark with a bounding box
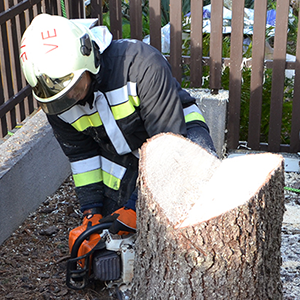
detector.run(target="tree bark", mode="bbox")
[133,133,285,300]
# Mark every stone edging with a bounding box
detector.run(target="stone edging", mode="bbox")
[0,109,70,245]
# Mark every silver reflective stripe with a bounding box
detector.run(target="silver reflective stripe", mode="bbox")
[71,155,126,179]
[106,85,128,106]
[127,82,137,96]
[183,104,203,117]
[95,91,132,155]
[58,101,98,123]
[101,156,126,179]
[70,156,101,174]
[105,82,137,106]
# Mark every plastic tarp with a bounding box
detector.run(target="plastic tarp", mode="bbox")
[143,5,280,53]
[185,5,277,35]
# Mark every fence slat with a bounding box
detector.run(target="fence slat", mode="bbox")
[169,0,182,83]
[227,0,245,149]
[149,0,161,51]
[190,0,203,88]
[0,0,299,152]
[268,0,290,152]
[0,0,7,137]
[2,1,15,130]
[0,86,31,119]
[130,0,142,40]
[290,18,300,152]
[0,0,41,25]
[67,0,84,19]
[16,0,26,120]
[90,0,103,24]
[44,0,59,15]
[247,0,267,150]
[110,0,122,40]
[209,0,223,92]
[0,0,64,138]
[8,0,21,124]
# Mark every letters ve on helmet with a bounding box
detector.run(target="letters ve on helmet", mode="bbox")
[20,14,101,115]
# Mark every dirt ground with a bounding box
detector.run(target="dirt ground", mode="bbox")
[1,173,300,300]
[0,176,114,300]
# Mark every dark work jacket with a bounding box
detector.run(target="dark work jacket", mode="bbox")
[47,39,200,214]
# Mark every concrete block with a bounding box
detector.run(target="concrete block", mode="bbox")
[185,88,228,158]
[228,150,300,173]
[0,110,71,245]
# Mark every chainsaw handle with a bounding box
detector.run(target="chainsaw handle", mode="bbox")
[71,222,113,258]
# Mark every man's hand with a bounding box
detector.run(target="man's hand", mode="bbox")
[99,207,136,235]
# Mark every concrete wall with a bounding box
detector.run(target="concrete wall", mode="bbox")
[0,110,71,245]
[0,89,228,245]
[186,88,228,158]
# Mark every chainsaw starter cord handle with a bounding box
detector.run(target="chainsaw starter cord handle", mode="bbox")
[71,222,112,258]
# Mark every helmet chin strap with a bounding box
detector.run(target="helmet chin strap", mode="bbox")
[77,77,96,109]
[93,41,101,69]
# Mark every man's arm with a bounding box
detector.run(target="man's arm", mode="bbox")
[47,114,104,211]
[136,51,187,138]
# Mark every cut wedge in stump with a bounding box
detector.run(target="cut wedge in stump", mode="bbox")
[134,133,285,300]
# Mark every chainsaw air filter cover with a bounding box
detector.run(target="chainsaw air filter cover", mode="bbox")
[93,250,121,281]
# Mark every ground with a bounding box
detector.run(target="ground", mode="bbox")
[0,176,113,300]
[0,173,300,300]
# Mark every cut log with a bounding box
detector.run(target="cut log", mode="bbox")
[133,133,285,300]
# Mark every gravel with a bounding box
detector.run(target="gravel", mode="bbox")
[0,172,299,299]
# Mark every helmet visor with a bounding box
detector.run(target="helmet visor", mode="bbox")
[33,73,84,115]
[33,73,75,99]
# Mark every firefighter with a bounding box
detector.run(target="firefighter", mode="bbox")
[20,14,217,257]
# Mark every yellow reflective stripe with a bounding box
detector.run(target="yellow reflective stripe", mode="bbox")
[129,95,140,107]
[73,169,103,187]
[74,170,122,190]
[111,101,135,120]
[103,171,121,190]
[71,112,103,132]
[185,112,206,123]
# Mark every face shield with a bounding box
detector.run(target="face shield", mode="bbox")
[33,72,88,115]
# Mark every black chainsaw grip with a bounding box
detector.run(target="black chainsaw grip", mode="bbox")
[70,222,113,258]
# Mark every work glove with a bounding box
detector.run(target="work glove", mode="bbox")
[68,207,103,258]
[99,207,136,235]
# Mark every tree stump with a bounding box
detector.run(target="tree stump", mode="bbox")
[133,133,285,300]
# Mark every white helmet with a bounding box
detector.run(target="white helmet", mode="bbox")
[20,14,101,114]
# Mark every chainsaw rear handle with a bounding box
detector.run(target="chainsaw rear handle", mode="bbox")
[70,222,113,258]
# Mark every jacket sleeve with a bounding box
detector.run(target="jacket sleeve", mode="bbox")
[47,114,104,210]
[136,52,187,138]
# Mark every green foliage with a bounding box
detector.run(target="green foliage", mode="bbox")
[161,0,192,26]
[102,0,149,39]
[103,0,296,146]
[179,2,296,145]
[287,15,298,55]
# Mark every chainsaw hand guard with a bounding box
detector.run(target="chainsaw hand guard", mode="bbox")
[66,222,112,290]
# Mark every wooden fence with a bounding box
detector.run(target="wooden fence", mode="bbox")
[0,0,299,153]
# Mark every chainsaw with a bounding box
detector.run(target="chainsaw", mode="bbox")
[66,222,135,299]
